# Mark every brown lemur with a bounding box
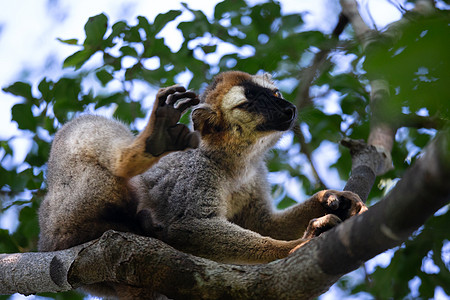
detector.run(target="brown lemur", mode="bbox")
[39,71,367,296]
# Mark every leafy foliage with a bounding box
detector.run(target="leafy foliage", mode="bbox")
[0,1,448,299]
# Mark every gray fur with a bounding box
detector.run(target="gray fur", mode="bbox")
[38,72,366,298]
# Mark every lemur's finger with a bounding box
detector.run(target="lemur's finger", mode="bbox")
[156,85,187,105]
[173,97,200,114]
[165,91,197,106]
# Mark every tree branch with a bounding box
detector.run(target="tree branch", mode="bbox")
[1,131,448,299]
[292,13,351,191]
[0,244,88,295]
[394,113,445,130]
[293,124,327,190]
[340,0,394,182]
[339,0,438,179]
[341,138,382,202]
[295,13,349,110]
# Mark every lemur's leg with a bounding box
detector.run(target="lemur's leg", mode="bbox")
[38,85,199,251]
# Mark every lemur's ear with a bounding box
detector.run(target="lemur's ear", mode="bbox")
[262,73,272,81]
[192,105,218,136]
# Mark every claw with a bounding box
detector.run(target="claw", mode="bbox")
[174,97,200,113]
[165,91,197,106]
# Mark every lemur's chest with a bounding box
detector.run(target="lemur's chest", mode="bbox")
[220,168,259,219]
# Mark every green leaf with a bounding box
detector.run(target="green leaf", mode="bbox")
[38,77,53,102]
[0,229,19,253]
[201,44,217,54]
[137,16,152,36]
[280,13,304,31]
[52,77,83,122]
[12,202,40,249]
[8,168,30,192]
[143,37,170,58]
[11,103,37,131]
[3,82,35,103]
[214,0,247,19]
[124,25,142,43]
[152,10,182,34]
[120,45,139,57]
[0,140,13,157]
[249,1,281,34]
[84,13,108,47]
[63,49,96,69]
[277,197,297,210]
[95,69,114,86]
[178,4,210,40]
[103,53,122,70]
[0,167,14,189]
[111,21,128,38]
[25,137,50,168]
[104,20,128,47]
[95,92,125,109]
[113,100,144,124]
[57,38,79,45]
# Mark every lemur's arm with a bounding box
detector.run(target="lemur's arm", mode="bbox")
[166,217,307,264]
[232,188,367,241]
[113,86,200,178]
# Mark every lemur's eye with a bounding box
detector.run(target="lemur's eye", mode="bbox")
[235,102,250,109]
[273,90,282,98]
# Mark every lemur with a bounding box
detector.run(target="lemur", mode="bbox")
[38,71,366,298]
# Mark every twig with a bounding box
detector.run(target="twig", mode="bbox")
[394,113,446,130]
[295,13,349,110]
[292,125,327,190]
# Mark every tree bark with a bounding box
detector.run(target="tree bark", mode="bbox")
[1,131,448,299]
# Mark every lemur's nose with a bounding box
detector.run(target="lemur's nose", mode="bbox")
[284,106,297,121]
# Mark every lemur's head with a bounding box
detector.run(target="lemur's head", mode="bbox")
[192,71,297,151]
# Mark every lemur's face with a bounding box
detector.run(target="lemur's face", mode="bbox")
[221,74,297,133]
[192,71,297,147]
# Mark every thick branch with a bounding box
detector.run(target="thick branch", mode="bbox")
[1,132,448,299]
[0,244,87,295]
[320,130,450,277]
[367,80,394,174]
[341,138,383,202]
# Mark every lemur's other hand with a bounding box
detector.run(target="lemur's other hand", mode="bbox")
[302,214,342,239]
[318,190,368,221]
[146,85,200,156]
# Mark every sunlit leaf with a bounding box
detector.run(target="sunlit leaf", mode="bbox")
[84,13,108,48]
[152,10,182,34]
[63,49,95,69]
[11,103,37,131]
[96,69,114,86]
[3,82,35,103]
[57,38,79,45]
